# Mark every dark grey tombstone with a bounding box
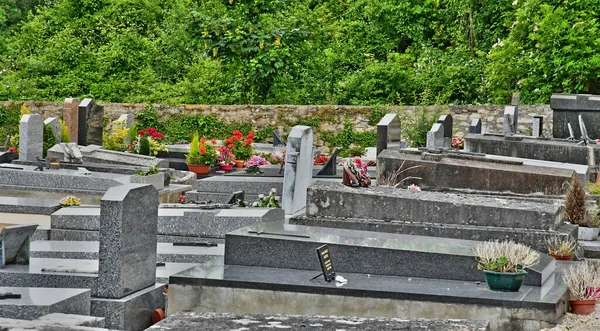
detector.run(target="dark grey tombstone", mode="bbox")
[273,131,286,147]
[316,147,342,176]
[0,152,15,163]
[503,106,518,136]
[2,134,9,147]
[94,184,158,299]
[77,99,93,145]
[468,119,482,134]
[376,114,401,156]
[532,116,543,138]
[437,114,453,148]
[426,123,445,150]
[0,224,38,267]
[227,191,245,204]
[551,93,600,139]
[77,99,104,146]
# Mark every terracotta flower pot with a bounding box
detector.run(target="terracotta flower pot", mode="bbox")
[220,164,233,171]
[152,308,166,323]
[550,253,574,261]
[570,299,596,315]
[187,164,210,175]
[235,160,245,168]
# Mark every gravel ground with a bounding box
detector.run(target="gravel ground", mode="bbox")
[543,301,600,330]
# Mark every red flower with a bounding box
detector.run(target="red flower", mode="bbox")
[151,133,159,138]
[138,130,146,136]
[147,128,157,134]
[7,147,16,153]
[354,157,361,164]
[199,147,207,154]
[233,130,242,136]
[248,131,255,138]
[232,135,241,141]
[200,138,206,144]
[225,138,232,144]
[211,139,217,145]
[157,133,164,138]
[228,144,234,149]
[242,141,247,146]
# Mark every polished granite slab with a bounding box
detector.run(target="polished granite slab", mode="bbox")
[0,287,90,320]
[171,257,568,310]
[0,196,61,215]
[225,223,555,286]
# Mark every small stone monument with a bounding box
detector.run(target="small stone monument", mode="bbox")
[425,122,445,150]
[94,184,159,299]
[282,126,314,215]
[437,114,453,148]
[78,99,104,146]
[0,224,38,267]
[19,114,43,162]
[503,106,518,136]
[469,118,482,134]
[532,116,543,138]
[376,114,401,156]
[63,98,80,143]
[273,130,286,147]
[43,117,62,144]
[316,147,342,176]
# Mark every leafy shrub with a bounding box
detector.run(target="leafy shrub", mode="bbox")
[564,175,587,225]
[42,124,56,157]
[59,119,70,142]
[403,107,440,148]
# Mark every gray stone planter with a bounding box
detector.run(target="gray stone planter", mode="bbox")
[578,226,600,241]
[130,172,165,191]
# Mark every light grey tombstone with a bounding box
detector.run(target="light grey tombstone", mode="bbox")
[532,116,543,138]
[43,117,62,144]
[579,115,591,142]
[376,114,401,156]
[567,123,576,141]
[19,114,44,162]
[469,118,482,134]
[282,126,314,215]
[503,106,518,136]
[117,113,134,128]
[2,134,9,147]
[0,224,38,267]
[437,114,453,148]
[425,123,445,150]
[94,184,158,299]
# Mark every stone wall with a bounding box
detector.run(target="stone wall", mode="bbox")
[0,101,553,139]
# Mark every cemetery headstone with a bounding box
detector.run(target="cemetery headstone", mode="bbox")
[63,98,80,143]
[273,130,286,147]
[113,114,134,144]
[579,115,591,143]
[376,114,401,156]
[567,123,576,141]
[532,116,543,138]
[59,143,83,163]
[503,106,518,136]
[94,184,159,299]
[282,125,314,215]
[437,114,453,148]
[425,122,445,150]
[316,147,342,176]
[511,92,520,106]
[19,114,43,162]
[2,134,9,148]
[551,93,600,139]
[0,224,38,267]
[78,99,104,146]
[469,119,482,134]
[43,117,62,144]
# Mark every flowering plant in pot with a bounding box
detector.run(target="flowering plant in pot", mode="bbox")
[342,157,371,187]
[217,145,236,171]
[133,128,168,156]
[226,130,255,167]
[545,236,577,261]
[246,155,271,175]
[185,133,218,175]
[474,240,540,292]
[564,261,600,314]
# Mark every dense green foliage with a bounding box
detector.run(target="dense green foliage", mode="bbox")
[0,0,598,105]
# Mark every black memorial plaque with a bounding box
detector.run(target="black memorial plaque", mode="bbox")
[316,244,336,282]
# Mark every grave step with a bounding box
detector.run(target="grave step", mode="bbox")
[196,176,284,195]
[224,223,555,287]
[291,215,578,253]
[168,258,568,330]
[306,181,563,230]
[580,240,600,258]
[184,191,280,205]
[0,196,61,215]
[51,207,284,238]
[36,313,106,328]
[0,287,91,320]
[30,241,224,264]
[48,228,226,244]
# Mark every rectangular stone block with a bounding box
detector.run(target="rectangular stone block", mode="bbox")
[282,126,314,214]
[43,117,62,144]
[376,114,401,156]
[533,116,543,138]
[426,123,444,150]
[19,114,44,162]
[551,93,600,138]
[63,98,80,143]
[503,106,518,136]
[1,224,38,267]
[0,287,90,320]
[94,184,159,299]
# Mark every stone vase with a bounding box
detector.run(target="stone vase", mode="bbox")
[578,227,600,241]
[130,172,165,191]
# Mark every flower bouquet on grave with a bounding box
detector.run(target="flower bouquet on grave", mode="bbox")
[60,196,81,207]
[246,155,271,175]
[452,137,464,150]
[217,144,235,171]
[314,155,328,165]
[134,128,168,156]
[226,130,255,167]
[342,157,371,187]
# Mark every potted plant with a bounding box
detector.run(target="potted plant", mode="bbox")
[133,128,168,156]
[217,145,236,171]
[130,166,164,191]
[564,261,600,314]
[565,175,600,240]
[545,236,577,261]
[246,155,271,175]
[474,240,540,292]
[226,130,255,168]
[185,133,218,175]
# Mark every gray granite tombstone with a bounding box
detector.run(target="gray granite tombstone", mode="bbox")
[503,106,518,136]
[117,113,134,128]
[19,114,44,162]
[282,126,314,215]
[273,130,286,147]
[532,116,543,138]
[376,114,401,156]
[437,114,453,148]
[1,134,9,149]
[78,99,104,146]
[425,123,445,150]
[551,93,600,139]
[94,184,158,299]
[43,117,62,144]
[0,224,38,267]
[77,99,93,146]
[316,147,342,176]
[468,118,482,134]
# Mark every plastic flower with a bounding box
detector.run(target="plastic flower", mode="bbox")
[407,184,421,191]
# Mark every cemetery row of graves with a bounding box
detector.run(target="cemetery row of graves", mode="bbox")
[2,93,600,330]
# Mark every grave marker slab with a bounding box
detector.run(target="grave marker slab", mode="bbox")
[19,114,43,162]
[469,118,482,134]
[282,126,314,214]
[43,117,62,144]
[376,114,401,156]
[0,224,38,267]
[533,116,543,138]
[63,98,80,143]
[503,106,518,136]
[316,147,341,176]
[94,184,159,299]
[426,123,444,150]
[437,114,453,148]
[273,130,286,147]
[551,93,600,139]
